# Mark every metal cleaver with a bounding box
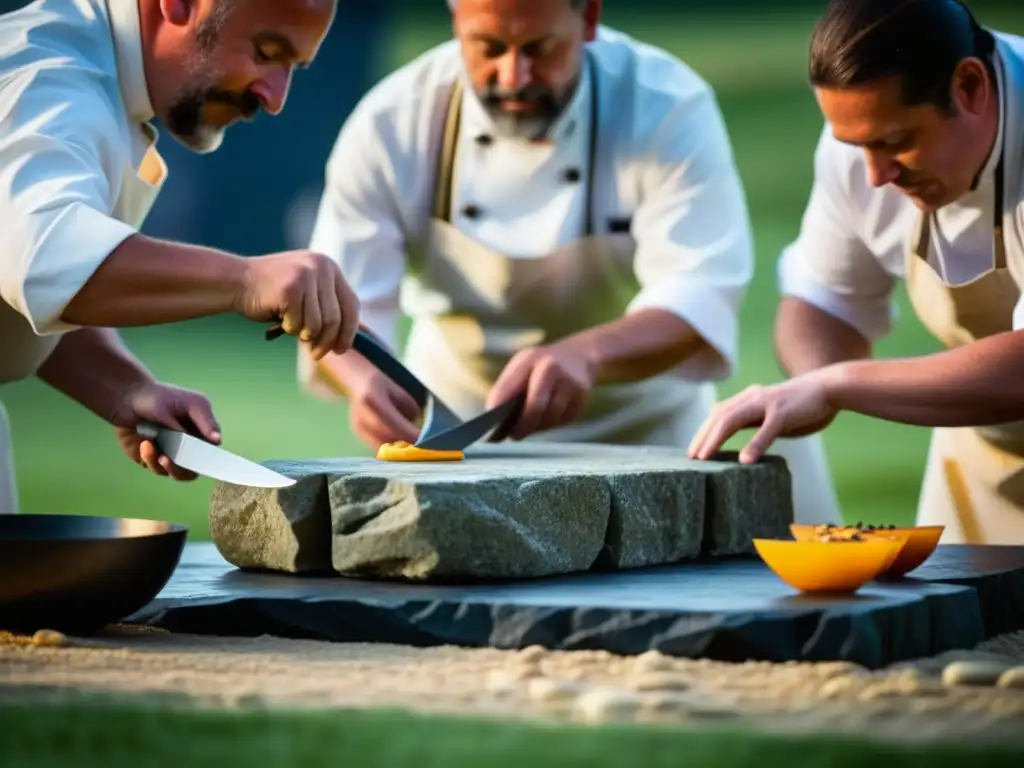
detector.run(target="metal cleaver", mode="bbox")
[135,421,296,488]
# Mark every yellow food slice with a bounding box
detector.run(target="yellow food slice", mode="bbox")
[376,441,465,462]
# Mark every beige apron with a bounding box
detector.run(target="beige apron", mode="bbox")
[398,55,709,446]
[396,58,842,524]
[906,49,1024,543]
[0,124,166,513]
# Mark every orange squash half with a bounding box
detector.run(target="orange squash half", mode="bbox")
[376,441,465,462]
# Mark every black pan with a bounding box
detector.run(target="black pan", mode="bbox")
[0,514,187,634]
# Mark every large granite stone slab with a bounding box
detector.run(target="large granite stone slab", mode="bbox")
[207,443,793,581]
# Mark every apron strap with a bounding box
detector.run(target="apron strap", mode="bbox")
[432,82,464,223]
[430,50,601,236]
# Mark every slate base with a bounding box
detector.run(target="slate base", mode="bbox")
[128,543,1024,670]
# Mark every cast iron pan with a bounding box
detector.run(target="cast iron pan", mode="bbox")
[0,514,187,634]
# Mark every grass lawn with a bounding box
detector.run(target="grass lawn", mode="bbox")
[1,697,1022,768]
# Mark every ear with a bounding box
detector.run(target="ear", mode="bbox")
[583,0,601,42]
[159,0,194,26]
[951,56,992,117]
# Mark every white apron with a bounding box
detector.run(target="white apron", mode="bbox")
[395,56,842,524]
[907,43,1024,544]
[0,123,167,513]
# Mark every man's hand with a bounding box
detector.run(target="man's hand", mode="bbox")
[109,381,222,480]
[348,370,422,449]
[688,372,838,464]
[236,250,360,360]
[486,342,595,441]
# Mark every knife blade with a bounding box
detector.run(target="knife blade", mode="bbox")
[414,395,524,451]
[136,421,296,488]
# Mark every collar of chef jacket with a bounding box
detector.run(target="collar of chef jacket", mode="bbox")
[104,0,156,125]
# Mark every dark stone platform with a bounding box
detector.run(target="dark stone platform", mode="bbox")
[128,543,1024,670]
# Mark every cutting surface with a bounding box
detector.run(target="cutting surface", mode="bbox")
[263,443,762,480]
[129,543,1024,669]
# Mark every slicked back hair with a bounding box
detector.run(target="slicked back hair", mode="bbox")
[809,0,996,114]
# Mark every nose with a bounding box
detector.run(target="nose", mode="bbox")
[865,151,901,188]
[496,50,532,93]
[255,68,292,116]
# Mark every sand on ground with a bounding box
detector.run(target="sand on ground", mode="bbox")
[2,625,1024,745]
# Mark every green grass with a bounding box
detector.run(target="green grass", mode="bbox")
[0,697,1021,768]
[3,8,1022,539]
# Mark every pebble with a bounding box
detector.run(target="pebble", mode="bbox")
[627,672,693,692]
[574,689,642,723]
[818,675,864,699]
[517,645,547,664]
[941,660,1014,687]
[857,682,905,701]
[526,677,581,703]
[633,650,674,674]
[996,666,1024,690]
[32,630,66,647]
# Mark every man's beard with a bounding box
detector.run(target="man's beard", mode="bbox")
[165,83,260,153]
[478,81,568,141]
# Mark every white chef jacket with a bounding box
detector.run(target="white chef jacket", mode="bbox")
[778,30,1024,340]
[305,25,753,386]
[0,0,155,347]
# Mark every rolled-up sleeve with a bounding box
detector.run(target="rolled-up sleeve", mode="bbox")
[627,87,754,381]
[0,70,136,335]
[301,101,408,399]
[776,126,897,342]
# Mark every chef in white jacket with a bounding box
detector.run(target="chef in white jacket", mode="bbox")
[300,0,843,525]
[0,0,360,512]
[689,0,1024,543]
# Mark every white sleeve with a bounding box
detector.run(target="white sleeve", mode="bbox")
[0,70,137,335]
[776,126,897,342]
[299,100,408,399]
[1013,295,1024,330]
[627,87,754,381]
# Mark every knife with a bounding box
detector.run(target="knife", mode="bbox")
[136,421,296,488]
[414,394,524,451]
[263,322,521,452]
[264,323,465,441]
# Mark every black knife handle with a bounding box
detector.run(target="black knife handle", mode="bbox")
[136,420,161,442]
[264,323,429,408]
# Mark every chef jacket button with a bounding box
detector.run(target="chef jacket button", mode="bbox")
[475,134,493,146]
[562,167,581,183]
[461,204,482,219]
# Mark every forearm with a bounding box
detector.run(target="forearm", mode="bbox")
[60,234,248,327]
[36,327,154,423]
[561,309,705,385]
[774,296,872,376]
[822,331,1024,426]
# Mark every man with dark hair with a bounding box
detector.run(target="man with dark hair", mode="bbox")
[298,0,844,526]
[0,0,361,511]
[689,0,1024,543]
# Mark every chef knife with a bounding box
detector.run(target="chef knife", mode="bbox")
[414,394,524,451]
[263,322,464,441]
[136,421,296,488]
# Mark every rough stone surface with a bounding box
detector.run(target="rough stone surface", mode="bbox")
[702,451,794,556]
[208,443,793,580]
[209,475,330,573]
